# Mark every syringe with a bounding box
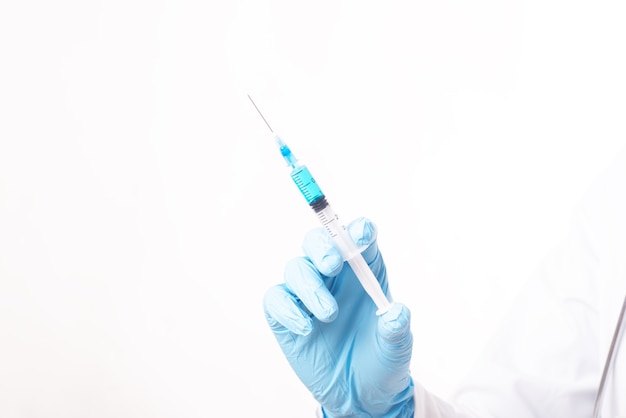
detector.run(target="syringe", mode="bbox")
[248,95,393,315]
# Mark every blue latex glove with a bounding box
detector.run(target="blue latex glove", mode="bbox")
[263,217,415,417]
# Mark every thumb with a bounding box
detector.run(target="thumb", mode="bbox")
[377,303,413,381]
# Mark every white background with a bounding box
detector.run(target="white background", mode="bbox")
[1,1,625,416]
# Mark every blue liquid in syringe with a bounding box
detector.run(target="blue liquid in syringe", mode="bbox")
[276,136,325,206]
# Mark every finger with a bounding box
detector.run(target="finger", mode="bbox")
[346,217,379,264]
[263,283,313,336]
[301,227,344,277]
[347,218,389,295]
[284,257,338,323]
[302,217,380,276]
[376,303,413,377]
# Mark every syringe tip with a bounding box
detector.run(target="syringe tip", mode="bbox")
[275,135,298,167]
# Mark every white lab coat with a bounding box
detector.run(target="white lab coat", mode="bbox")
[410,147,626,418]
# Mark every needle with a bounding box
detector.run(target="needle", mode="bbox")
[247,94,274,134]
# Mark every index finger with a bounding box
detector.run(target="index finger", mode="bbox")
[302,217,380,275]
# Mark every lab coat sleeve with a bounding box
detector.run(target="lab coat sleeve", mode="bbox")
[314,382,475,418]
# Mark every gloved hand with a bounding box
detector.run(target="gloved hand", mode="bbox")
[263,217,415,417]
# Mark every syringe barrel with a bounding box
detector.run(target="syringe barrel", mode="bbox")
[290,165,324,204]
[312,198,359,259]
[311,199,393,315]
[281,145,392,314]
